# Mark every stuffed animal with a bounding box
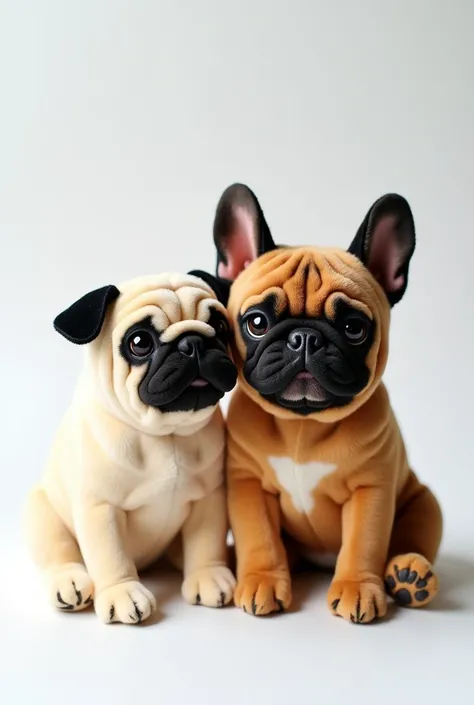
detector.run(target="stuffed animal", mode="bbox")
[24,273,237,624]
[191,184,443,624]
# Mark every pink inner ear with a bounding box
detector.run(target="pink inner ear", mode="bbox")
[368,214,406,293]
[217,205,257,279]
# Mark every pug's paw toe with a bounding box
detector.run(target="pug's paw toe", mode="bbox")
[385,553,438,608]
[235,573,292,616]
[47,563,94,612]
[182,566,236,607]
[94,581,156,625]
[328,577,387,624]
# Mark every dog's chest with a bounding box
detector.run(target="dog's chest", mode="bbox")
[268,456,338,514]
[121,434,214,511]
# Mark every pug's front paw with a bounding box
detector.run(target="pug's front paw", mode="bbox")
[182,566,236,607]
[95,581,156,625]
[328,577,387,624]
[235,572,292,616]
[47,563,94,612]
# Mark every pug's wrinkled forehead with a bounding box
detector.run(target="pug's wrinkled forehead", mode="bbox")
[113,273,226,342]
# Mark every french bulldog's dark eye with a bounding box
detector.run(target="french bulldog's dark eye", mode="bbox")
[344,318,368,345]
[128,331,154,357]
[246,313,269,338]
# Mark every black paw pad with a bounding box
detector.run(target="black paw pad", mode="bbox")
[394,588,412,605]
[395,568,418,584]
[415,571,432,589]
[415,589,429,602]
[397,568,409,582]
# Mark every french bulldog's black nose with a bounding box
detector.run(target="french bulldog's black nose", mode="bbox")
[178,335,205,357]
[287,328,324,355]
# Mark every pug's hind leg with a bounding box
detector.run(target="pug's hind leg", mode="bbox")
[24,487,93,612]
[385,475,442,609]
[181,485,236,608]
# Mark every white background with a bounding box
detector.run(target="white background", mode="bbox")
[1,1,473,703]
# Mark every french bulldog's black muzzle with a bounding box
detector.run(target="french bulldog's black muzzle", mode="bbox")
[121,322,237,413]
[242,317,371,416]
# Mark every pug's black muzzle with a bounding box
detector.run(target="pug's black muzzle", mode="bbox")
[243,318,370,415]
[139,333,237,413]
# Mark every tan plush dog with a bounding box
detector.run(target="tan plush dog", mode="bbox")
[24,273,237,624]
[192,184,443,624]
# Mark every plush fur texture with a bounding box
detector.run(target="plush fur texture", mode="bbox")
[24,273,237,624]
[198,184,442,624]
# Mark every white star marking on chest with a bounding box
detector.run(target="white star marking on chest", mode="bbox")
[269,457,338,514]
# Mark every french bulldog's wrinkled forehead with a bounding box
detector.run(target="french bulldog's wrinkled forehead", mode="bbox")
[232,246,388,321]
[113,273,225,342]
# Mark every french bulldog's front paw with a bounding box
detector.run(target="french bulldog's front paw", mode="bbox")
[95,581,156,625]
[47,563,94,612]
[235,572,292,616]
[182,566,236,607]
[328,577,387,624]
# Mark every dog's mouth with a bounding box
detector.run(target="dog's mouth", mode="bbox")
[189,377,210,388]
[279,370,329,404]
[267,365,351,414]
[139,347,237,413]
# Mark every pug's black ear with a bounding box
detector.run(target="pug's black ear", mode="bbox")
[213,183,276,281]
[188,270,231,307]
[53,285,120,344]
[348,194,416,307]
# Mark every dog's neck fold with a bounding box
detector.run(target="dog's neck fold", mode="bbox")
[77,359,216,438]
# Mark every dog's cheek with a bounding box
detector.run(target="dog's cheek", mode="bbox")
[357,326,383,392]
[230,328,247,370]
[115,361,148,412]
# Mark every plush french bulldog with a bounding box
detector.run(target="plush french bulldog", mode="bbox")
[191,184,443,624]
[24,273,237,624]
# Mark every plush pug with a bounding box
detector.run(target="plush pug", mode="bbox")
[24,273,237,624]
[191,184,443,624]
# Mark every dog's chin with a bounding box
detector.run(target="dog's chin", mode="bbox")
[145,379,224,414]
[259,372,353,416]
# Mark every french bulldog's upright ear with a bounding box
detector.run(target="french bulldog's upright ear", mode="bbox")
[53,285,120,344]
[348,194,416,307]
[213,183,277,281]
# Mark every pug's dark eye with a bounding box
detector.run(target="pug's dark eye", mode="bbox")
[344,318,368,345]
[128,331,154,357]
[246,313,269,338]
[215,319,229,337]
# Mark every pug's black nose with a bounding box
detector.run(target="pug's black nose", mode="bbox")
[287,328,324,355]
[178,335,205,357]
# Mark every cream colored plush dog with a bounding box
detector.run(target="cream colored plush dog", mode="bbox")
[24,273,238,625]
